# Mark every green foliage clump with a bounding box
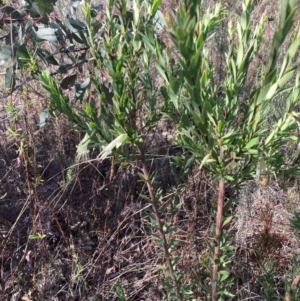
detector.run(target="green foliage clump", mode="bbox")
[2,0,300,300]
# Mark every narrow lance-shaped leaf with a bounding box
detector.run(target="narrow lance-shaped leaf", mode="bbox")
[98,134,128,160]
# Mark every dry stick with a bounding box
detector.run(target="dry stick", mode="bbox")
[138,145,182,301]
[212,147,225,301]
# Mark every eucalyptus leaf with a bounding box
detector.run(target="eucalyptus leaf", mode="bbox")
[36,27,59,44]
[0,45,12,65]
[5,66,14,91]
[152,10,166,32]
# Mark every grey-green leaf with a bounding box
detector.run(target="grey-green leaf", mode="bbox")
[5,66,14,91]
[36,27,59,44]
[0,45,12,65]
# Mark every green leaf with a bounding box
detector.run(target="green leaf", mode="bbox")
[199,153,215,170]
[236,43,243,68]
[0,45,12,64]
[218,270,230,282]
[222,216,233,228]
[264,129,276,146]
[151,0,162,16]
[36,27,59,44]
[113,283,127,301]
[265,82,278,99]
[99,134,128,160]
[224,174,234,181]
[69,18,87,31]
[29,233,46,240]
[289,211,300,229]
[256,84,271,104]
[5,66,14,91]
[71,32,86,44]
[164,227,177,234]
[246,137,259,149]
[167,87,179,109]
[223,198,234,213]
[156,264,167,271]
[64,19,87,44]
[133,0,139,26]
[278,67,295,88]
[155,63,168,83]
[17,44,31,66]
[36,0,56,14]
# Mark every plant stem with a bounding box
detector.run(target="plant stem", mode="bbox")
[139,145,182,301]
[212,148,225,301]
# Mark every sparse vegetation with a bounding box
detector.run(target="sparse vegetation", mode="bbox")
[1,0,300,300]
